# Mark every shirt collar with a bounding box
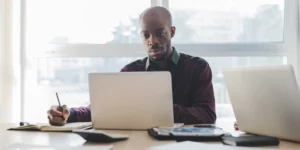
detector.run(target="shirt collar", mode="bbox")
[145,47,180,70]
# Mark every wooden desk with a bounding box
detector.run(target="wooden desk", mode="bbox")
[1,122,300,150]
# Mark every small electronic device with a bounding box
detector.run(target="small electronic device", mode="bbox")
[148,127,228,141]
[152,127,227,137]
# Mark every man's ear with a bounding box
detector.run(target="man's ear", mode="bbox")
[171,26,176,38]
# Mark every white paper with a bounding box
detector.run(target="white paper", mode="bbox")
[147,141,278,150]
[2,143,113,150]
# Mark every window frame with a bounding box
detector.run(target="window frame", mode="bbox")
[18,0,299,121]
[35,0,299,74]
[34,0,298,57]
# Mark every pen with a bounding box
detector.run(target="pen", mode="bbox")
[56,92,65,120]
[20,122,31,126]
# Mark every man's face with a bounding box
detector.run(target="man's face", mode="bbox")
[140,17,175,61]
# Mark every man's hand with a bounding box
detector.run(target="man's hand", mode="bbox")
[234,121,239,130]
[47,105,70,126]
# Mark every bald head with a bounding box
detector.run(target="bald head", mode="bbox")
[139,6,172,26]
[139,6,176,62]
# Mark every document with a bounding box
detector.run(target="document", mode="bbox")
[2,143,113,150]
[147,141,278,150]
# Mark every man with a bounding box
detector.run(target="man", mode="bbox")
[47,6,216,126]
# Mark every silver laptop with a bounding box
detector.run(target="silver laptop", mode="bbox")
[88,71,174,130]
[223,65,300,142]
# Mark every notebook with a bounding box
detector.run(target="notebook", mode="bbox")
[7,122,92,132]
[147,141,259,150]
[3,143,113,150]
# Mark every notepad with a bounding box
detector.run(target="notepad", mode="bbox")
[3,143,113,150]
[7,122,92,132]
[147,141,266,150]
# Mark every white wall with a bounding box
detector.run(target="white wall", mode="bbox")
[0,0,13,123]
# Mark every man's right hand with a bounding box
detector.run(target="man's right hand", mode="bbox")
[47,105,70,126]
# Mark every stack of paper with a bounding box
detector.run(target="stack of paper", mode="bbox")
[2,143,112,150]
[147,141,278,150]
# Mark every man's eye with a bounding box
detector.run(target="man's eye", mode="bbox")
[156,32,164,37]
[142,33,150,39]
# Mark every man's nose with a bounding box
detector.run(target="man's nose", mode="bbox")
[148,35,159,46]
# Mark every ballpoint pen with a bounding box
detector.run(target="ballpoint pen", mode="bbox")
[56,92,65,120]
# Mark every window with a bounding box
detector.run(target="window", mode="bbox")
[24,0,151,122]
[170,0,284,43]
[26,0,149,55]
[20,0,298,123]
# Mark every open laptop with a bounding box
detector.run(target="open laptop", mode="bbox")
[88,71,174,130]
[223,65,300,142]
